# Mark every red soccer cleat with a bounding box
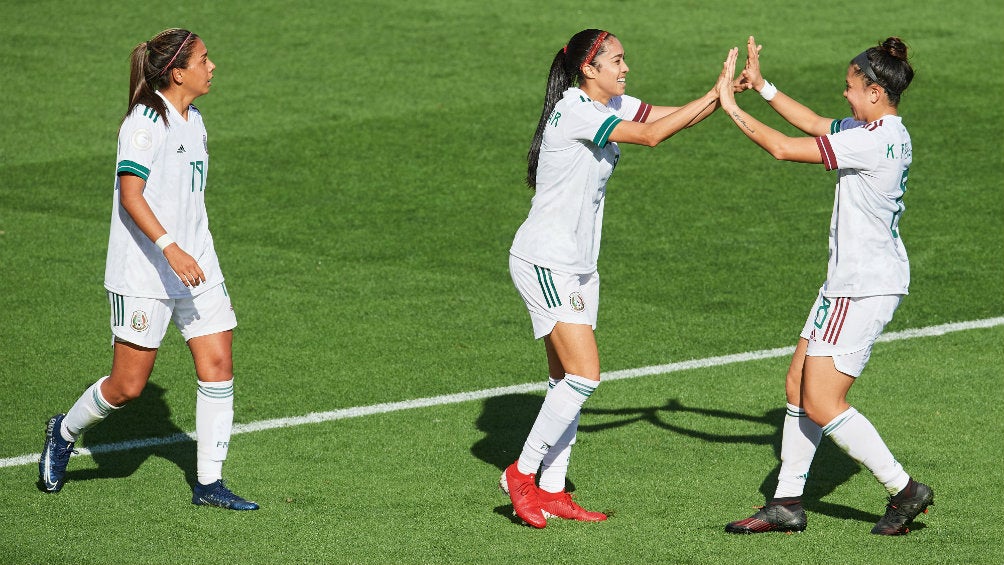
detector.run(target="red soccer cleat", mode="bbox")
[500,462,546,528]
[539,489,607,522]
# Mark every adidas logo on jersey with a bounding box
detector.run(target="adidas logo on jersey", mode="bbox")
[177,145,186,153]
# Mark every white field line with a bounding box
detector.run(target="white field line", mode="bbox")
[5,316,1001,469]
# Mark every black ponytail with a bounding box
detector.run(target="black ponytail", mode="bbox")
[526,29,614,189]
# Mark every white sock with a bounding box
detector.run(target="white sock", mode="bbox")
[773,403,822,499]
[823,406,910,495]
[538,377,578,493]
[61,376,119,442]
[517,374,598,476]
[196,379,234,486]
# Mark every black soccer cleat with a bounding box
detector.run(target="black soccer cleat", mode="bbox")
[726,500,807,534]
[871,480,933,535]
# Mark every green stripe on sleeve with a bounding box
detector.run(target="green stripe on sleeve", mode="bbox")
[593,116,622,147]
[830,119,841,134]
[117,160,150,180]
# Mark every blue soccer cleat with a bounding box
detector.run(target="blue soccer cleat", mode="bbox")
[192,480,260,511]
[38,414,75,493]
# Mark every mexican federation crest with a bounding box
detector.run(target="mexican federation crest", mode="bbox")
[130,310,150,332]
[569,291,585,312]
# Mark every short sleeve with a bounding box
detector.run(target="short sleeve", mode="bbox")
[561,101,623,148]
[829,117,864,134]
[816,124,880,172]
[117,107,166,181]
[608,94,652,123]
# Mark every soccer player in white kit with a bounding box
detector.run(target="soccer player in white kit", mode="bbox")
[502,28,738,528]
[715,37,931,535]
[38,28,257,510]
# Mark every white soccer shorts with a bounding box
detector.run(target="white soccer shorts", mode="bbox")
[509,254,599,339]
[800,287,901,377]
[108,282,238,348]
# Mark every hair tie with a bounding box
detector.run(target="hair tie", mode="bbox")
[583,31,609,67]
[159,32,193,77]
[562,45,568,54]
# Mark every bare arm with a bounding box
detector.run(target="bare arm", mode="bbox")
[608,49,736,147]
[119,173,206,287]
[608,93,716,147]
[718,47,823,163]
[741,36,833,137]
[645,105,681,121]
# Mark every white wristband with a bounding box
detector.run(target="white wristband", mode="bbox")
[759,81,778,101]
[154,234,175,251]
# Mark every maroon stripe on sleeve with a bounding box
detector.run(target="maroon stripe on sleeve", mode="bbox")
[633,102,652,123]
[816,136,838,171]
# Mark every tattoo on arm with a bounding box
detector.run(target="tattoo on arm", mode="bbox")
[732,110,755,134]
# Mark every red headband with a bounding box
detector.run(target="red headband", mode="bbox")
[583,31,609,66]
[160,32,193,76]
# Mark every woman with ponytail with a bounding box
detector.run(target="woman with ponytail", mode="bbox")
[503,28,735,528]
[716,37,931,536]
[38,28,258,511]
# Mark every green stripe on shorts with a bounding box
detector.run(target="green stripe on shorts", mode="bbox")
[534,265,562,308]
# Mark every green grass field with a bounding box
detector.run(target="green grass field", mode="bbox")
[1,1,1002,563]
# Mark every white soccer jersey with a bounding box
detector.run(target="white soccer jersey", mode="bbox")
[510,87,652,273]
[105,91,223,299]
[815,115,912,297]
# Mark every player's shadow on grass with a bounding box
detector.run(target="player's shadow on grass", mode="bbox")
[64,382,197,489]
[471,393,541,472]
[471,392,577,525]
[579,399,890,526]
[469,393,908,528]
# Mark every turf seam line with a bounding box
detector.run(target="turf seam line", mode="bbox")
[4,316,1001,469]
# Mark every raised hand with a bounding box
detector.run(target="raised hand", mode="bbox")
[717,47,739,107]
[739,35,765,92]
